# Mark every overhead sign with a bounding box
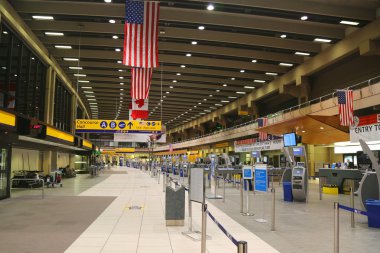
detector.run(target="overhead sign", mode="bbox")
[115,148,135,153]
[75,119,162,133]
[0,110,16,127]
[114,133,166,143]
[254,164,268,193]
[350,114,380,142]
[235,139,283,152]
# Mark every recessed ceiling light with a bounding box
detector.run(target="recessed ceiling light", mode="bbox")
[176,73,181,76]
[194,105,197,108]
[112,35,119,39]
[222,84,227,87]
[86,95,95,98]
[120,88,124,91]
[200,112,206,115]
[32,15,54,20]
[118,69,124,72]
[104,0,112,3]
[302,130,306,133]
[266,72,278,76]
[163,96,166,98]
[119,76,124,79]
[78,80,90,83]
[64,58,79,61]
[169,86,173,88]
[279,63,293,67]
[74,74,86,77]
[215,104,223,106]
[115,48,121,52]
[45,32,64,36]
[186,53,192,57]
[166,91,170,94]
[340,20,359,26]
[2,31,8,34]
[280,34,287,39]
[198,102,202,105]
[207,4,214,11]
[198,26,205,30]
[240,70,245,73]
[203,98,207,101]
[236,91,246,94]
[87,98,97,101]
[216,90,220,92]
[244,86,256,89]
[69,66,82,70]
[231,77,235,80]
[180,65,186,68]
[159,30,166,35]
[209,94,213,97]
[300,15,308,21]
[314,38,331,43]
[295,52,310,56]
[228,96,237,99]
[221,100,230,103]
[117,60,122,64]
[191,41,198,45]
[251,59,257,63]
[120,82,124,85]
[320,126,324,130]
[55,45,72,49]
[254,80,266,83]
[81,86,92,89]
[109,19,116,24]
[172,80,177,83]
[189,109,192,111]
[84,91,94,94]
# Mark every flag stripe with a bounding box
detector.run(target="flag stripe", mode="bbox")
[258,117,268,141]
[337,90,354,126]
[131,68,152,100]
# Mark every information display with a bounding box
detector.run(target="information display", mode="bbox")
[283,132,297,147]
[75,119,162,133]
[254,164,268,192]
[293,147,304,156]
[252,151,261,158]
[242,166,253,179]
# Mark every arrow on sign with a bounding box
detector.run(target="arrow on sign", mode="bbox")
[127,122,134,129]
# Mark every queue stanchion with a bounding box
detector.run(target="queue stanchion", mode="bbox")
[163,169,166,192]
[271,187,276,231]
[319,177,323,200]
[240,177,244,213]
[201,203,207,253]
[237,241,248,253]
[223,176,226,203]
[334,202,339,253]
[350,186,355,228]
[157,167,161,184]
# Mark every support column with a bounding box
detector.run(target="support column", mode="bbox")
[42,151,58,174]
[69,154,76,169]
[71,95,77,134]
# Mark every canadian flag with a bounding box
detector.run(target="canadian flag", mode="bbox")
[131,98,149,120]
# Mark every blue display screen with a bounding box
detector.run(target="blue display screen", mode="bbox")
[243,168,252,179]
[283,133,297,147]
[293,147,303,156]
[252,151,260,158]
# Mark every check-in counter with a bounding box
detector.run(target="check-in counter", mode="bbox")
[319,168,362,193]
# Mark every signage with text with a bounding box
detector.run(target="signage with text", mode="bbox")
[254,164,268,193]
[235,139,283,152]
[75,119,162,133]
[350,114,380,142]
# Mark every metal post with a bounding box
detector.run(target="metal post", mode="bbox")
[319,177,322,200]
[334,202,339,253]
[201,203,207,253]
[237,241,247,253]
[188,195,193,232]
[223,176,226,203]
[271,188,275,231]
[350,186,355,228]
[240,177,244,213]
[157,168,160,184]
[163,171,166,192]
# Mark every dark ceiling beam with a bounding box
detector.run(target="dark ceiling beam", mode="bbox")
[51,49,288,73]
[13,1,345,38]
[60,61,273,81]
[42,36,305,64]
[192,0,375,21]
[27,21,321,52]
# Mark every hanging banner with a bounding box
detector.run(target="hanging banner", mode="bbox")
[235,139,283,152]
[350,114,380,142]
[114,133,166,143]
[75,119,162,133]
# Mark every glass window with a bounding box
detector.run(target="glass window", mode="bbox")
[54,78,72,132]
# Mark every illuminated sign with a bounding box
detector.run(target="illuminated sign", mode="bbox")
[82,140,92,149]
[0,110,16,127]
[75,119,162,133]
[46,127,74,143]
[115,148,135,153]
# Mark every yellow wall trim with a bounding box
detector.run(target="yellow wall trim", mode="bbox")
[0,110,16,127]
[46,127,74,143]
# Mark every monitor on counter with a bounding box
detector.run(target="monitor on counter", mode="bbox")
[252,151,261,158]
[283,132,297,147]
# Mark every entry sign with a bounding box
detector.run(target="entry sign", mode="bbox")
[242,166,253,180]
[254,164,268,192]
[75,119,162,133]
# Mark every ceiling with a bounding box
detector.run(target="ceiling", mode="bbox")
[10,0,380,129]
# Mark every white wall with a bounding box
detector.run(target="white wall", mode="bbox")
[11,148,40,172]
[57,153,70,168]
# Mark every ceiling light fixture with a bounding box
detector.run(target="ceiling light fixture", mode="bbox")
[81,86,92,89]
[176,73,181,76]
[74,74,86,77]
[115,48,121,52]
[295,52,310,56]
[69,66,83,70]
[186,53,192,57]
[180,65,186,68]
[55,45,72,49]
[45,32,64,36]
[222,84,227,87]
[240,70,245,73]
[236,91,246,94]
[254,80,266,83]
[266,72,278,76]
[280,34,287,39]
[279,63,294,67]
[216,90,220,92]
[191,41,198,45]
[64,58,78,61]
[244,86,256,89]
[32,15,54,20]
[109,19,116,24]
[340,20,359,26]
[198,26,205,30]
[300,15,308,21]
[207,4,215,11]
[221,100,230,103]
[314,38,332,43]
[251,59,257,63]
[112,35,119,39]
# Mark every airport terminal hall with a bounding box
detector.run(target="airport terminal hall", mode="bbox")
[2,0,380,252]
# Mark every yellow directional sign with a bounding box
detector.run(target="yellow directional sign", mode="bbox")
[75,119,162,133]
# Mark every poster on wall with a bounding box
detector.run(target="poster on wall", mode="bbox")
[350,114,380,142]
[235,139,283,152]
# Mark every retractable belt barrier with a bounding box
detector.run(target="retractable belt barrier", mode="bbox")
[338,204,368,216]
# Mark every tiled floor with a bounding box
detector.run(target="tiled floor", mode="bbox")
[64,167,279,253]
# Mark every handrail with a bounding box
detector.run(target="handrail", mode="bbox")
[163,75,380,147]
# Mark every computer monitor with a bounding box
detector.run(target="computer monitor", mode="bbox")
[252,151,261,158]
[283,132,297,147]
[293,147,304,156]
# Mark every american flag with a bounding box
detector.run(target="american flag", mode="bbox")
[123,0,159,68]
[131,68,152,99]
[337,90,354,126]
[257,117,268,141]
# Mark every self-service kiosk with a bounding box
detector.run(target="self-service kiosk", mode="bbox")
[283,146,309,202]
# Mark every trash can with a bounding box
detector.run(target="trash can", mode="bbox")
[366,199,380,228]
[283,182,293,202]
[165,185,185,226]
